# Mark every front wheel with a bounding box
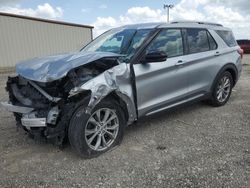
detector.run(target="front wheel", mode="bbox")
[68,99,126,158]
[210,71,233,107]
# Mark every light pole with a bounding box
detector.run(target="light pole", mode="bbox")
[163,4,174,23]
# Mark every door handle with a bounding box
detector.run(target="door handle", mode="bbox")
[214,51,221,56]
[175,60,185,66]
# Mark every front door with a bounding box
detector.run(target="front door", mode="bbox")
[133,29,190,116]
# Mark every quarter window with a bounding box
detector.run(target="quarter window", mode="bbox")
[147,29,184,58]
[187,29,210,53]
[216,30,237,47]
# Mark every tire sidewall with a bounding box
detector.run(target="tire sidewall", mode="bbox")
[212,71,233,106]
[69,99,125,158]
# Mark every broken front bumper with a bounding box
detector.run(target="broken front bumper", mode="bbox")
[21,116,46,127]
[1,102,46,127]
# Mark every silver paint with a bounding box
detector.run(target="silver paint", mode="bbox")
[85,108,119,151]
[2,22,243,129]
[69,63,137,125]
[16,51,122,82]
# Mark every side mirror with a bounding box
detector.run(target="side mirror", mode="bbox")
[143,51,168,63]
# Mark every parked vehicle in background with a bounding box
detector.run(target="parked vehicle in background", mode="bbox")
[237,40,250,54]
[1,21,243,158]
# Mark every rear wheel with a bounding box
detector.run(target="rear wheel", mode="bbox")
[210,71,233,107]
[68,99,125,158]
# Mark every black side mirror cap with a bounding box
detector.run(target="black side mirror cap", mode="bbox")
[142,51,168,63]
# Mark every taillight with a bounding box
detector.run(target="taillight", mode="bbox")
[237,48,244,58]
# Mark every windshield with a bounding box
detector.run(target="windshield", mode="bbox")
[81,28,152,62]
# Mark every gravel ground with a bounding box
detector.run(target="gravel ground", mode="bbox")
[0,55,250,188]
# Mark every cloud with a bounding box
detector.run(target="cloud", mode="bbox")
[204,5,244,23]
[127,7,161,18]
[0,3,63,19]
[177,0,208,9]
[93,16,117,35]
[92,0,250,39]
[206,0,250,13]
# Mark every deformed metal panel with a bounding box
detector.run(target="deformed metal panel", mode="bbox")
[69,63,137,124]
[0,101,34,114]
[16,51,122,82]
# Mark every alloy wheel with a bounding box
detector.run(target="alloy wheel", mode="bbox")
[85,108,119,151]
[216,75,231,103]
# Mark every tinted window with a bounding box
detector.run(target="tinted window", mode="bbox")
[187,29,209,53]
[207,32,217,50]
[147,29,183,58]
[216,30,237,47]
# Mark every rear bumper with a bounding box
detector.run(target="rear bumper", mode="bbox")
[1,101,46,127]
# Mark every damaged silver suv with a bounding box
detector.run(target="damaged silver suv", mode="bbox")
[1,21,243,157]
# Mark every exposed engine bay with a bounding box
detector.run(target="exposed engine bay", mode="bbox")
[3,56,136,145]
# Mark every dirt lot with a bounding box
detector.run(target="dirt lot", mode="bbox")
[0,56,250,188]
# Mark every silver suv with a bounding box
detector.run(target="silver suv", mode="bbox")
[1,21,243,157]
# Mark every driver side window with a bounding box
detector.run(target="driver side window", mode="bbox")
[147,29,184,58]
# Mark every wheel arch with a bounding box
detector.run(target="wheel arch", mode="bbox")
[69,89,137,126]
[104,92,129,123]
[211,63,238,91]
[103,91,137,125]
[224,65,237,87]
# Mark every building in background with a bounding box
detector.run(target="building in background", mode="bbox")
[0,12,93,71]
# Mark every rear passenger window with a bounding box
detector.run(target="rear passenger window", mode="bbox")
[187,29,209,53]
[207,32,217,50]
[216,30,237,47]
[147,29,183,58]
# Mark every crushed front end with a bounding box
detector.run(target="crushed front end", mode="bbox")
[2,75,73,145]
[1,51,137,146]
[1,53,135,145]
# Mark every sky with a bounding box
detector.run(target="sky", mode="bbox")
[0,0,250,39]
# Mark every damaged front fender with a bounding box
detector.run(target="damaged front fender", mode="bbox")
[69,63,137,125]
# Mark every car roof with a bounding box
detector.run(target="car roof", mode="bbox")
[160,21,230,30]
[118,21,230,31]
[118,22,165,29]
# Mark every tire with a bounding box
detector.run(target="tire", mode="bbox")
[209,71,233,107]
[68,98,126,158]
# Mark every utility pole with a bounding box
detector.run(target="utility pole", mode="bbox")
[163,4,174,23]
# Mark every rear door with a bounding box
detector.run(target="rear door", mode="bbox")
[181,28,220,96]
[133,28,190,116]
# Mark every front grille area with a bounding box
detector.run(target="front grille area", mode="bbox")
[6,76,50,109]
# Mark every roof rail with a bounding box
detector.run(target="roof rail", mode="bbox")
[171,21,223,27]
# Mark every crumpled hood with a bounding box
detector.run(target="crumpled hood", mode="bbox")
[16,51,122,82]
